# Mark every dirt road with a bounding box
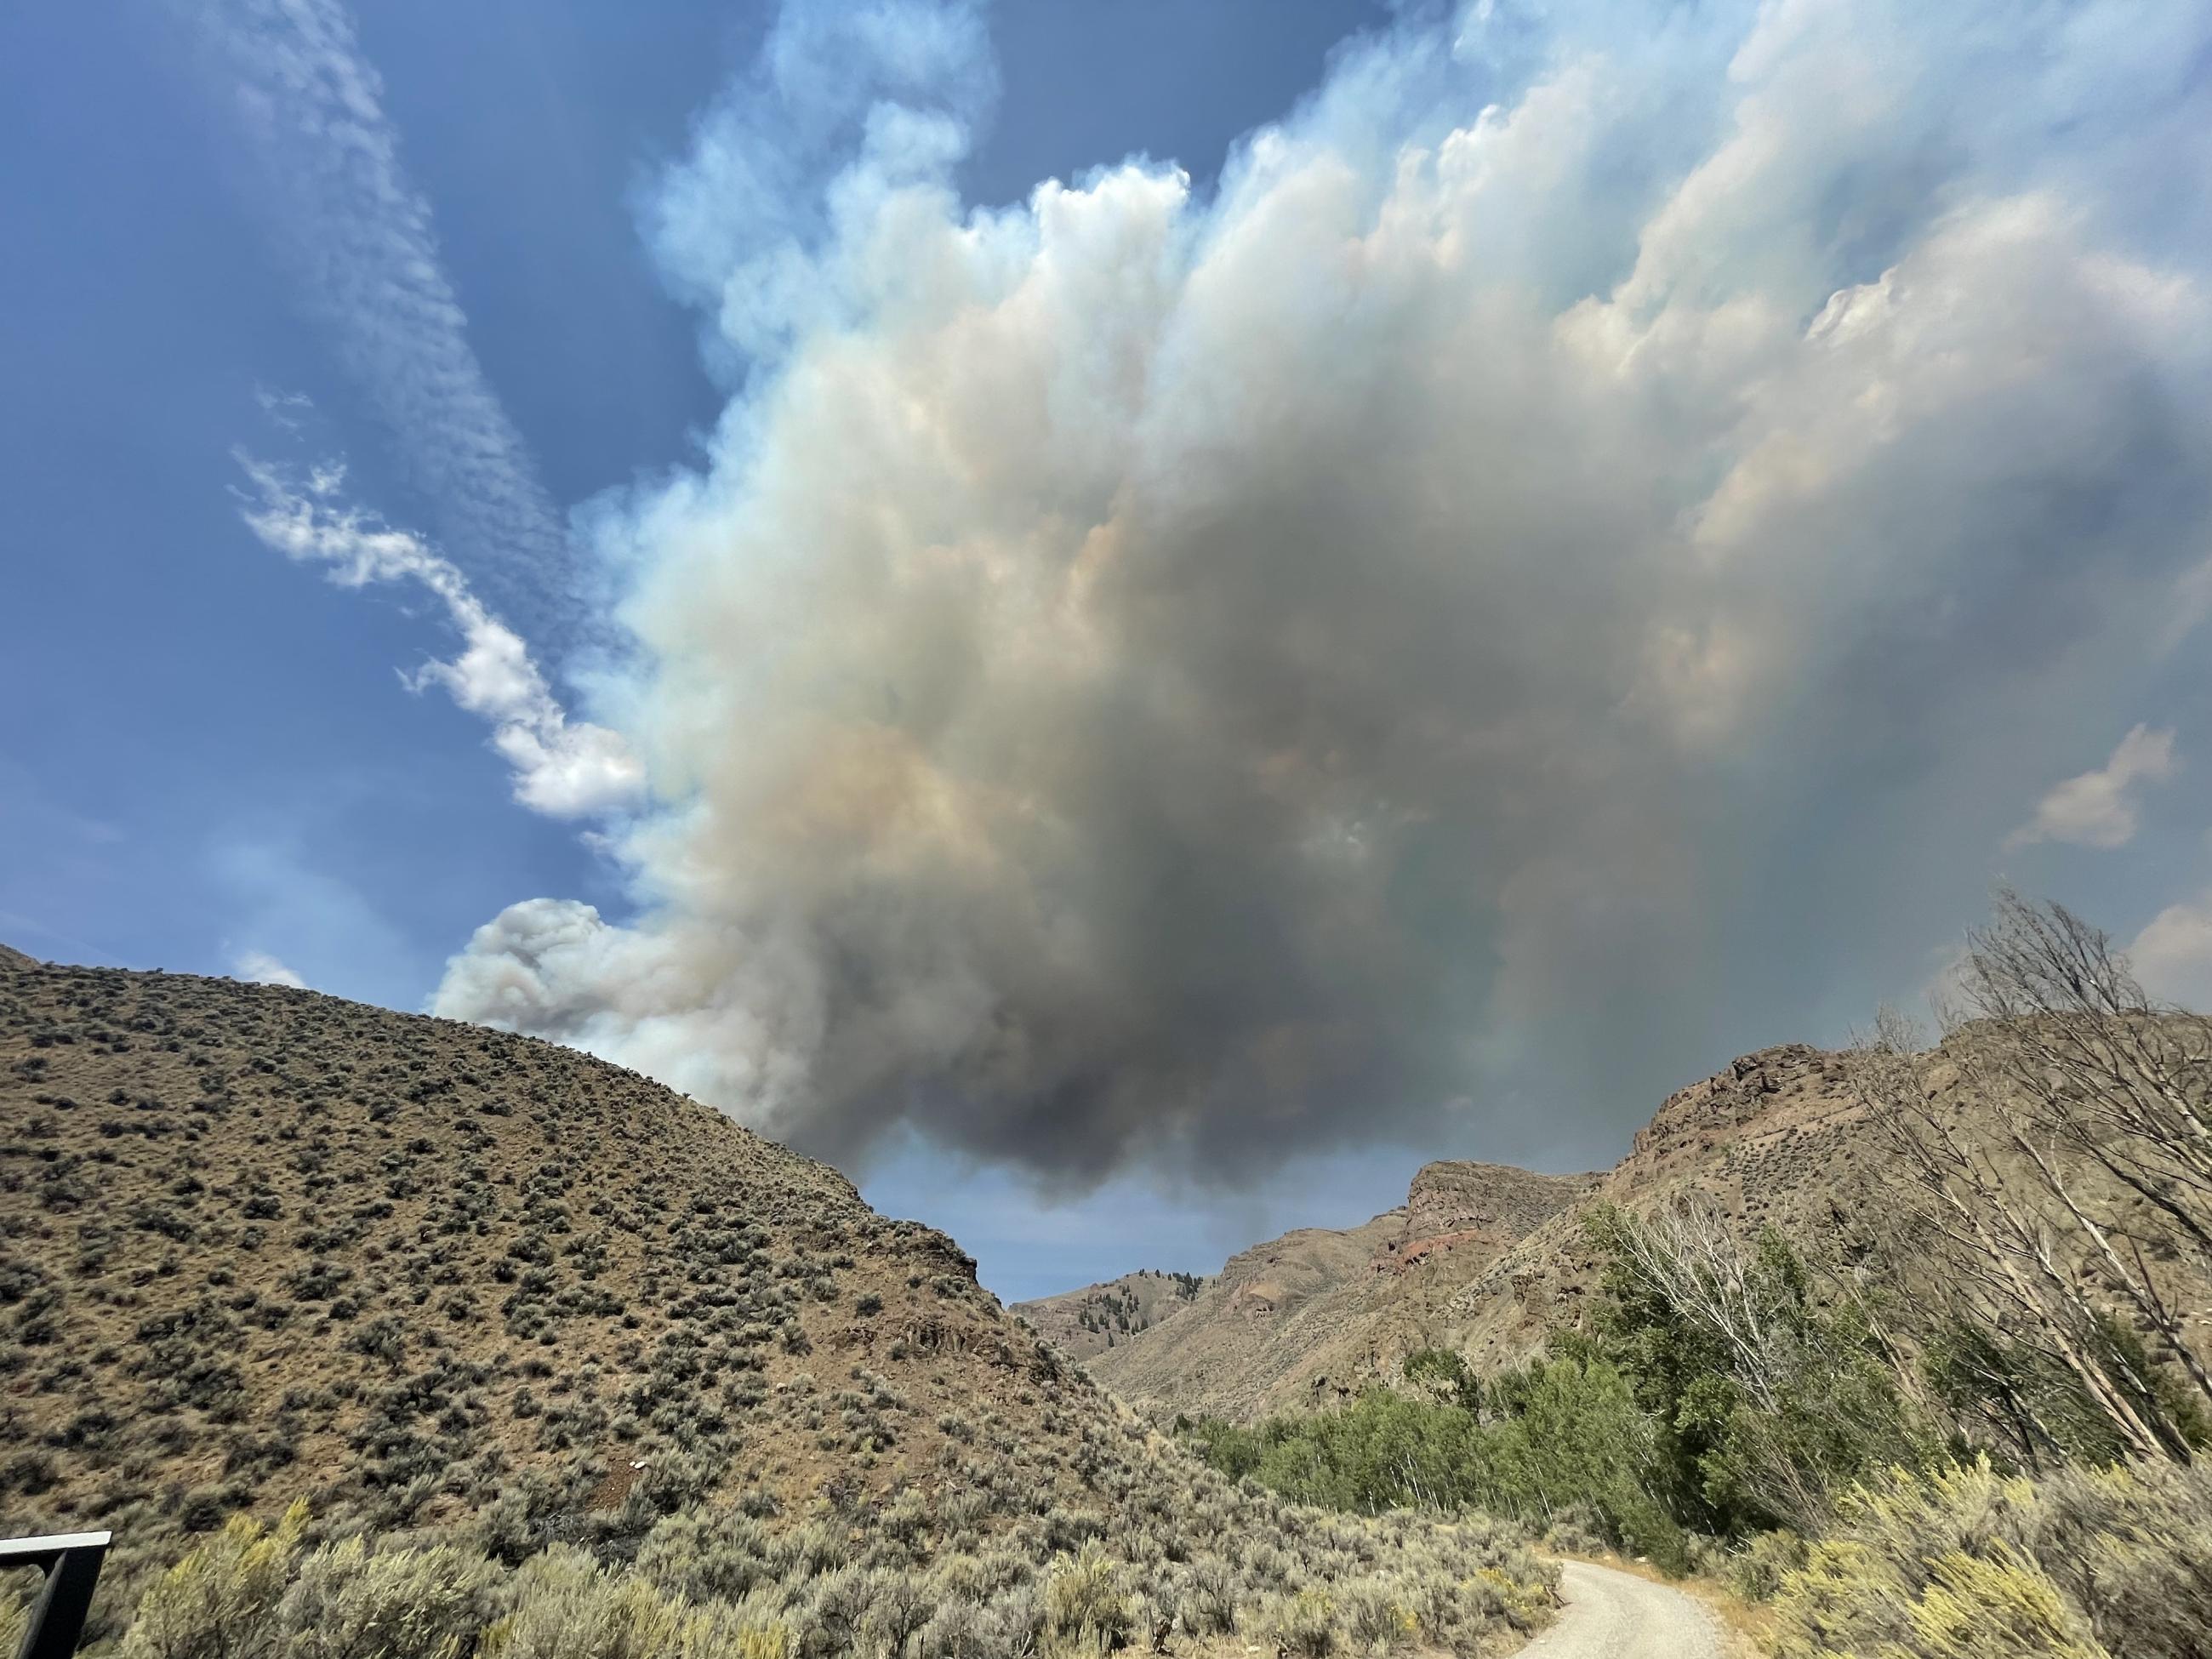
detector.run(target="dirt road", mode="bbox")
[1510,1560,1720,1659]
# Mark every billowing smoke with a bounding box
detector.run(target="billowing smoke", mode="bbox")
[436,0,2212,1182]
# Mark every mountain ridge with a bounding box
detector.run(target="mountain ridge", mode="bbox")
[1018,1160,1596,1420]
[1028,1043,1912,1419]
[1010,1267,1211,1362]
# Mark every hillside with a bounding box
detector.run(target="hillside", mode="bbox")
[1078,1163,1595,1420]
[1012,1268,1209,1361]
[0,957,1062,1535]
[0,957,1554,1654]
[1081,1039,2184,1420]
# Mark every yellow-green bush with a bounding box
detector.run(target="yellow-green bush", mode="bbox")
[118,1505,308,1659]
[1770,1458,2212,1659]
[1041,1543,1129,1648]
[1336,1578,1417,1654]
[1721,1525,1805,1602]
[482,1549,684,1659]
[3,1573,35,1659]
[280,1536,499,1659]
[1262,1588,1337,1659]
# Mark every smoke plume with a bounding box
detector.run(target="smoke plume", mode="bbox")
[436,0,2212,1183]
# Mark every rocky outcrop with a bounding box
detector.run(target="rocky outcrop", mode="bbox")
[1402,1161,1595,1248]
[1619,1044,1862,1192]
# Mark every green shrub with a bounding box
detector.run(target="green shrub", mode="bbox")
[1172,1558,1237,1637]
[1262,1588,1337,1659]
[673,1594,791,1659]
[1721,1526,1806,1602]
[634,1512,772,1604]
[481,1548,681,1659]
[1183,1356,1686,1570]
[1337,1578,1416,1653]
[855,1570,931,1656]
[278,1536,498,1659]
[1400,1350,1479,1412]
[90,1372,1554,1659]
[1770,1458,2212,1659]
[912,1599,990,1659]
[1042,1544,1130,1647]
[119,1503,307,1659]
[1586,1205,1927,1537]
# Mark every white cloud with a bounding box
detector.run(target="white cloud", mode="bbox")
[211,838,427,1012]
[180,0,568,614]
[2129,895,2212,1012]
[237,456,644,818]
[253,385,315,433]
[435,0,2212,1184]
[2006,724,2179,851]
[231,949,307,989]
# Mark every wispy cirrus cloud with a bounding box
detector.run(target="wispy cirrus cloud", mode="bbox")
[2006,725,2180,851]
[236,455,643,818]
[180,0,569,620]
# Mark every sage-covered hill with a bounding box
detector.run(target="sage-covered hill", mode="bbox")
[0,957,1554,1657]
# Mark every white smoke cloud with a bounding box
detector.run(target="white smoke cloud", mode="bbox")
[2006,724,2180,851]
[231,949,307,989]
[237,456,644,818]
[436,0,2212,1181]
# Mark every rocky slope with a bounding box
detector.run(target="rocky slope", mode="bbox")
[1438,1044,1876,1374]
[1066,1044,1946,1419]
[1072,1162,1595,1420]
[1083,1035,2212,1424]
[1012,1268,1210,1361]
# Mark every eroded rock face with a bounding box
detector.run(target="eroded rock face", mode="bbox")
[1623,1044,1860,1186]
[1403,1161,1594,1246]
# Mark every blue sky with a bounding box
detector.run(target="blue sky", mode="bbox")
[7,0,2212,1300]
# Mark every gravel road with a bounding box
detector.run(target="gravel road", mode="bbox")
[1509,1560,1720,1659]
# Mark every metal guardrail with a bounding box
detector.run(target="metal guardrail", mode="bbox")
[2,1533,111,1659]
